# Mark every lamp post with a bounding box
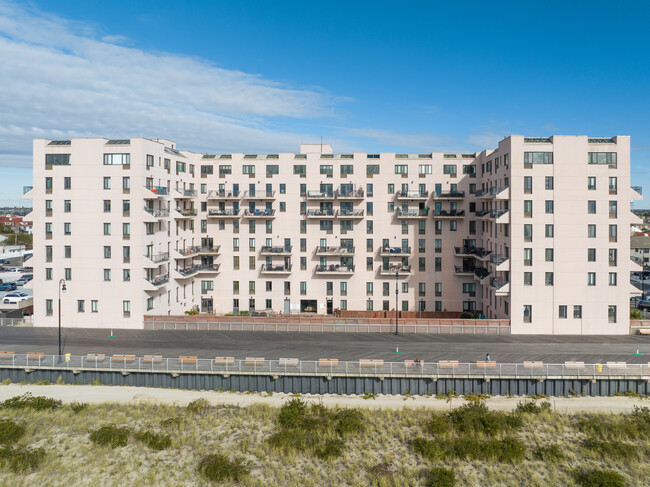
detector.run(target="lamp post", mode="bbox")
[394,270,399,335]
[58,279,66,359]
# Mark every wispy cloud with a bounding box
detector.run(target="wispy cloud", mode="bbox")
[464,133,507,149]
[0,0,345,166]
[342,128,456,151]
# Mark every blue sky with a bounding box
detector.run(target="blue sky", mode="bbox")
[1,0,649,206]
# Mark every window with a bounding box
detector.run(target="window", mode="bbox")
[122,177,130,190]
[523,176,532,193]
[588,201,596,214]
[219,165,232,175]
[559,305,567,319]
[45,177,52,191]
[419,282,426,297]
[104,269,111,281]
[242,165,255,175]
[233,256,239,270]
[574,306,582,318]
[523,305,532,323]
[524,152,553,164]
[103,200,111,212]
[523,248,532,266]
[366,300,373,311]
[387,184,394,194]
[46,245,53,262]
[609,225,617,243]
[123,269,130,282]
[46,299,53,316]
[64,223,71,235]
[367,202,373,216]
[587,249,596,262]
[341,220,353,232]
[524,224,532,242]
[609,201,617,218]
[91,300,98,313]
[366,220,373,234]
[545,248,553,262]
[279,183,286,194]
[609,177,617,194]
[64,200,71,212]
[442,165,457,176]
[122,223,130,236]
[300,281,307,295]
[524,272,532,286]
[293,164,306,176]
[320,165,333,176]
[123,246,130,263]
[103,177,111,190]
[64,245,71,258]
[45,222,52,236]
[394,165,408,175]
[65,268,72,280]
[545,200,554,214]
[266,165,279,175]
[46,268,52,280]
[45,153,71,166]
[587,272,596,286]
[609,248,617,266]
[435,257,441,272]
[103,153,130,165]
[609,272,617,286]
[249,256,256,270]
[366,282,373,296]
[588,152,617,167]
[123,300,130,316]
[340,165,354,175]
[545,272,554,286]
[78,299,86,312]
[123,200,130,213]
[176,161,186,173]
[545,224,554,238]
[545,176,554,190]
[587,177,596,190]
[608,305,617,323]
[320,220,333,231]
[233,281,239,294]
[147,297,154,310]
[64,177,71,189]
[587,225,596,238]
[450,221,457,231]
[524,200,532,217]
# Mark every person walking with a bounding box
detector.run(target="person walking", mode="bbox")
[486,353,491,362]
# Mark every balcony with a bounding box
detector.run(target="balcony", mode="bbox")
[489,254,510,271]
[489,209,510,224]
[474,267,491,282]
[207,190,240,199]
[315,246,355,256]
[379,264,413,276]
[147,252,170,264]
[177,245,201,257]
[145,273,169,289]
[306,209,335,219]
[379,246,412,257]
[207,209,240,218]
[175,264,201,278]
[197,263,221,273]
[397,190,429,200]
[198,245,221,255]
[144,207,169,218]
[174,208,197,218]
[306,190,335,200]
[433,190,465,200]
[336,188,365,200]
[260,246,292,256]
[433,209,465,219]
[242,189,276,200]
[477,185,509,200]
[454,246,492,260]
[315,264,355,275]
[175,189,197,198]
[260,264,293,274]
[490,279,510,296]
[395,208,429,219]
[454,265,475,276]
[146,186,168,196]
[337,209,364,219]
[242,208,276,218]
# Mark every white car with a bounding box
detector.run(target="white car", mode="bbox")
[2,292,30,304]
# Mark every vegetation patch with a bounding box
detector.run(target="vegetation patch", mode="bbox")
[533,443,566,462]
[70,402,88,414]
[582,438,637,461]
[1,393,62,411]
[197,453,249,483]
[0,419,25,445]
[134,430,171,451]
[0,446,45,473]
[186,398,210,415]
[447,400,522,435]
[424,467,456,487]
[573,468,626,487]
[89,424,131,448]
[515,400,551,414]
[412,436,526,463]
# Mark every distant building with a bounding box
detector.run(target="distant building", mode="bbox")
[631,235,650,265]
[26,135,641,334]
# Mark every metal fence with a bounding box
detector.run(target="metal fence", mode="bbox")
[1,353,647,379]
[143,320,510,335]
[0,317,32,327]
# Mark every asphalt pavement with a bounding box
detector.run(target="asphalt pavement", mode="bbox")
[1,327,650,364]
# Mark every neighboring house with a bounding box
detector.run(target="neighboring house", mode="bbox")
[631,235,650,265]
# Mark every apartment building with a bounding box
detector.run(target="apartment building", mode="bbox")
[27,135,641,334]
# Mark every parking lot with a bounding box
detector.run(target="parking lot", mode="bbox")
[0,266,33,307]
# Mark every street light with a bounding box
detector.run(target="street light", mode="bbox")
[394,270,399,335]
[58,279,66,359]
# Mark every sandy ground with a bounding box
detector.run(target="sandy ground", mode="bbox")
[1,384,648,413]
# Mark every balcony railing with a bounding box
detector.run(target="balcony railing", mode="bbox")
[455,246,492,258]
[207,190,240,199]
[243,208,275,217]
[176,189,197,197]
[175,208,197,217]
[147,186,168,195]
[474,267,491,280]
[146,273,169,286]
[261,264,293,273]
[336,188,364,198]
[381,246,411,256]
[23,186,33,194]
[395,208,429,218]
[337,209,365,218]
[177,264,201,277]
[489,209,509,219]
[306,209,335,218]
[433,190,465,198]
[315,264,355,273]
[145,207,170,218]
[178,245,201,256]
[489,254,508,266]
[474,209,490,217]
[208,209,239,217]
[306,190,335,199]
[454,265,475,274]
[198,263,221,272]
[380,264,412,274]
[261,246,292,254]
[433,209,465,217]
[490,279,509,290]
[397,190,429,199]
[315,246,355,255]
[147,252,169,263]
[199,245,221,254]
[243,190,276,199]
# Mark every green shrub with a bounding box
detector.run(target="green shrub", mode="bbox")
[160,416,185,428]
[412,437,444,460]
[533,443,565,462]
[491,436,526,463]
[197,453,249,483]
[515,400,551,414]
[577,416,640,439]
[425,467,456,487]
[426,415,450,435]
[0,419,24,445]
[0,446,45,473]
[267,428,315,451]
[573,468,625,487]
[447,401,521,436]
[335,409,365,435]
[135,430,171,450]
[583,438,636,460]
[89,424,131,448]
[70,402,88,414]
[277,398,310,429]
[186,398,210,415]
[1,393,62,411]
[315,438,344,459]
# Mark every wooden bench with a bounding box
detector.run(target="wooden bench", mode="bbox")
[523,361,544,369]
[438,360,459,368]
[606,362,627,370]
[214,356,235,365]
[112,354,136,363]
[639,329,650,335]
[142,355,162,363]
[564,361,585,369]
[318,358,339,367]
[359,359,384,367]
[26,352,44,360]
[245,357,265,365]
[0,351,15,360]
[85,353,106,362]
[476,360,497,369]
[178,355,198,365]
[278,357,299,366]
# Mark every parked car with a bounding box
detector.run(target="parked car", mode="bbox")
[0,282,17,291]
[2,292,29,304]
[0,259,10,265]
[16,275,32,286]
[638,300,650,311]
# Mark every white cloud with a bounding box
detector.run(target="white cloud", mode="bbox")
[342,128,456,151]
[0,0,345,168]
